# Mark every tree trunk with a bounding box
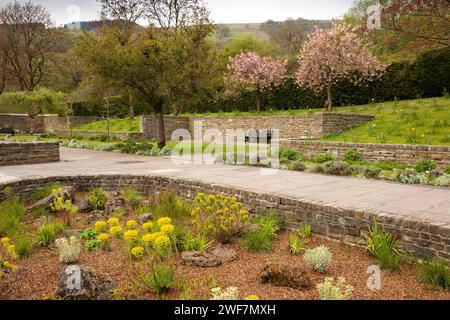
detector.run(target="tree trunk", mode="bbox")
[256,90,261,113]
[156,109,166,149]
[326,83,333,112]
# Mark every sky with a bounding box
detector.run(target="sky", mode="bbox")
[0,0,355,26]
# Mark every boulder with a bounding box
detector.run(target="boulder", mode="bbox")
[105,198,124,214]
[210,243,238,263]
[28,186,76,212]
[56,265,115,300]
[87,210,106,225]
[137,213,152,224]
[75,199,90,213]
[181,251,222,268]
[260,262,312,291]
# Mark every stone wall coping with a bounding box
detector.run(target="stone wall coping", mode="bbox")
[280,139,450,151]
[141,112,374,120]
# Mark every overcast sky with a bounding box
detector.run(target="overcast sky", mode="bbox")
[0,0,355,26]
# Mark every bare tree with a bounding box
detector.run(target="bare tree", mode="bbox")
[271,19,308,55]
[99,0,209,28]
[0,1,59,91]
[379,0,450,48]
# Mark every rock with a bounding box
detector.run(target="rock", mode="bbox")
[137,213,152,224]
[28,186,76,212]
[105,199,124,214]
[75,199,90,213]
[68,139,77,147]
[32,136,40,143]
[181,251,222,268]
[240,223,259,234]
[63,229,82,238]
[56,265,115,300]
[260,262,312,291]
[210,243,238,263]
[87,211,106,224]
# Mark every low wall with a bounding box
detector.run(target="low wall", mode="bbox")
[0,142,60,166]
[1,174,448,260]
[55,131,143,140]
[280,140,450,166]
[0,114,96,134]
[141,113,374,141]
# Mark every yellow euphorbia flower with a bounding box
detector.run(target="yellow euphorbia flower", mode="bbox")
[126,220,138,229]
[160,224,175,235]
[94,221,107,232]
[157,217,172,227]
[107,217,120,227]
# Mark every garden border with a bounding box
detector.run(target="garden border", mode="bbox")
[1,174,449,260]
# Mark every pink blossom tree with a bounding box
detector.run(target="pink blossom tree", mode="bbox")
[225,52,287,112]
[295,24,386,111]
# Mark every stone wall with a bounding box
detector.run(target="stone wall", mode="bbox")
[0,113,96,134]
[1,174,448,260]
[280,140,450,166]
[141,113,374,142]
[0,142,59,166]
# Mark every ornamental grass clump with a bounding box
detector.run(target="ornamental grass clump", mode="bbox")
[88,188,108,210]
[317,277,354,300]
[363,221,400,271]
[55,236,81,264]
[304,245,332,273]
[419,258,450,290]
[191,193,250,243]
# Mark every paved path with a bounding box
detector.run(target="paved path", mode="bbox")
[1,148,449,224]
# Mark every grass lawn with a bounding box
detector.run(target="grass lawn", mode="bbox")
[73,117,140,133]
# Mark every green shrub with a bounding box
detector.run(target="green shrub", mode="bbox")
[191,193,250,243]
[244,225,275,252]
[356,165,382,179]
[31,206,50,219]
[88,188,108,210]
[313,153,336,164]
[150,191,190,219]
[121,188,143,208]
[309,163,326,174]
[419,259,450,290]
[343,150,363,162]
[0,199,24,236]
[289,234,306,255]
[375,160,407,171]
[317,277,354,300]
[135,205,151,216]
[298,222,311,238]
[14,233,33,258]
[182,233,213,252]
[291,161,306,171]
[279,148,302,161]
[324,161,351,176]
[363,221,400,271]
[395,168,425,184]
[81,227,99,240]
[85,239,101,252]
[415,159,437,173]
[37,221,65,247]
[256,210,284,231]
[434,174,450,187]
[445,166,450,175]
[148,264,176,297]
[304,245,332,273]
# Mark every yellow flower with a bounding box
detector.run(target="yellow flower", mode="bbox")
[1,237,11,247]
[142,234,154,247]
[7,245,17,259]
[245,295,260,300]
[124,230,139,243]
[98,233,109,244]
[94,221,107,232]
[126,220,138,229]
[3,261,16,272]
[160,224,175,234]
[130,246,144,260]
[154,235,171,249]
[142,222,154,233]
[110,226,123,237]
[107,217,120,227]
[157,217,172,227]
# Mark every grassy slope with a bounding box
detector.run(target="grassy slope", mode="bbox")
[74,117,140,133]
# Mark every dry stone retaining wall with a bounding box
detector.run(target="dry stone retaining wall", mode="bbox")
[140,113,374,141]
[0,142,60,166]
[281,140,450,166]
[1,174,448,260]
